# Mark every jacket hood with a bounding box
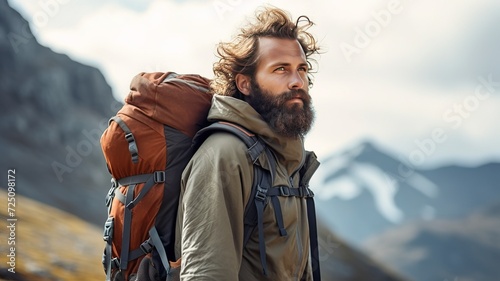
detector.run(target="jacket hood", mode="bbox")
[207,95,305,175]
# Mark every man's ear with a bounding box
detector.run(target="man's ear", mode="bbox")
[235,74,251,96]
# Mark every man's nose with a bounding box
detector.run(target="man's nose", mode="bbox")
[288,71,305,89]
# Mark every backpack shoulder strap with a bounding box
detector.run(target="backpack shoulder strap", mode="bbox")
[300,151,321,281]
[193,121,276,276]
[195,122,321,280]
[192,122,276,197]
[194,121,268,163]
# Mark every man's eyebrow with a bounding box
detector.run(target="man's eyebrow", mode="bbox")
[268,62,290,67]
[268,62,309,68]
[298,62,309,69]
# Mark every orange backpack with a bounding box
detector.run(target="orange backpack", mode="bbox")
[100,72,212,281]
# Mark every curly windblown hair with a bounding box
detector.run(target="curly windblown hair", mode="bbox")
[211,6,320,96]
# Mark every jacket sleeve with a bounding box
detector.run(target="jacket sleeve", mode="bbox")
[177,133,253,280]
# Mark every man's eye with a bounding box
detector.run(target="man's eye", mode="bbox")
[298,66,308,72]
[275,67,285,71]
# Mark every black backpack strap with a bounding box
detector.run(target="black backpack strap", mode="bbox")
[300,151,321,281]
[250,148,276,276]
[307,196,320,281]
[194,121,267,162]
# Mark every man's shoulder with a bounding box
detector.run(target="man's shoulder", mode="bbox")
[195,130,250,157]
[185,131,254,182]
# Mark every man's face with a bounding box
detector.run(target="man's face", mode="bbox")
[246,37,315,138]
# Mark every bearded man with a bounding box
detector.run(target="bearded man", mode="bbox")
[174,6,321,281]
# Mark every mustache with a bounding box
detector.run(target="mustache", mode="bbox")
[280,88,311,104]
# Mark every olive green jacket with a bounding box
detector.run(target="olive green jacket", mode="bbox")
[175,95,315,280]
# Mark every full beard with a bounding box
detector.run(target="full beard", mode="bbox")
[246,80,315,138]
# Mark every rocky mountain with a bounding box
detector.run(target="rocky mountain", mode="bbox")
[0,1,405,280]
[312,140,500,245]
[364,200,500,281]
[0,0,117,225]
[312,140,500,280]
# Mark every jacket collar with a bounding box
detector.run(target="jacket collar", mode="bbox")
[207,95,305,176]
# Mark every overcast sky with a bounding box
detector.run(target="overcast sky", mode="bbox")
[9,0,500,168]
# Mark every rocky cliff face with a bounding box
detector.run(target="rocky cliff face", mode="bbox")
[0,0,118,225]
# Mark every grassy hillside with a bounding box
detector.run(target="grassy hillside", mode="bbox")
[0,189,104,281]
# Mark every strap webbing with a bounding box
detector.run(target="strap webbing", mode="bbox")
[125,171,165,210]
[113,189,126,205]
[307,197,321,281]
[267,185,314,198]
[104,170,166,275]
[243,164,267,247]
[120,184,135,270]
[194,121,264,163]
[125,227,171,275]
[105,181,118,214]
[128,238,153,261]
[105,232,169,275]
[108,171,165,208]
[103,217,114,281]
[116,173,153,186]
[270,196,287,237]
[109,116,139,164]
[149,227,171,274]
[255,186,268,276]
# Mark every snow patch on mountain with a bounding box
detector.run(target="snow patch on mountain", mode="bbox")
[313,141,440,223]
